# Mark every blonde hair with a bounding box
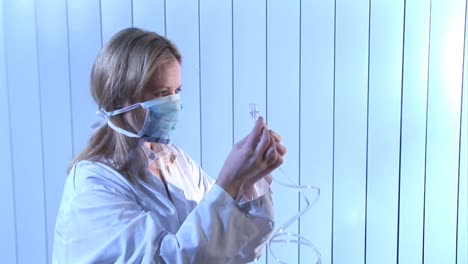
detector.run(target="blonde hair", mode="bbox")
[69,28,182,182]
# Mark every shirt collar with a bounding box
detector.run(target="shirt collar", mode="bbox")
[142,142,178,168]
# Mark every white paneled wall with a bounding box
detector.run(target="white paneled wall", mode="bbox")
[0,1,466,264]
[367,1,404,263]
[398,1,430,263]
[333,1,369,263]
[267,0,301,262]
[0,1,15,263]
[300,0,334,263]
[424,2,466,263]
[3,1,47,263]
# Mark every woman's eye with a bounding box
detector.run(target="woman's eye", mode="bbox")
[153,88,181,97]
[154,91,167,97]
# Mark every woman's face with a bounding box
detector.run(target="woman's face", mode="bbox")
[142,59,182,101]
[124,59,182,133]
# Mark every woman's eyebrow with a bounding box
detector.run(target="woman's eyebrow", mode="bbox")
[152,87,169,92]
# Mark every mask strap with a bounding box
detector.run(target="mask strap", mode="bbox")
[95,107,141,138]
[106,103,142,116]
[106,118,140,138]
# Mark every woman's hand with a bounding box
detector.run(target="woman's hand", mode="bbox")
[216,117,286,199]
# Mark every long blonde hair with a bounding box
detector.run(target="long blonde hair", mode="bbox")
[69,28,182,182]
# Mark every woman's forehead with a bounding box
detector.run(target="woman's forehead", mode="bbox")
[148,60,182,89]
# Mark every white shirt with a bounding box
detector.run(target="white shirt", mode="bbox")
[53,144,274,264]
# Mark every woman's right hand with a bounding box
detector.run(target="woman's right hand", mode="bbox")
[216,117,285,199]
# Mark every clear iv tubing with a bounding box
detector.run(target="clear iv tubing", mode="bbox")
[249,104,322,264]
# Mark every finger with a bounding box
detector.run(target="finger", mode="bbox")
[272,155,283,170]
[264,145,276,160]
[275,142,287,156]
[262,155,284,176]
[260,133,276,160]
[244,117,266,150]
[256,126,271,156]
[269,130,282,142]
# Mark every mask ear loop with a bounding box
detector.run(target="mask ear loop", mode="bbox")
[249,103,322,264]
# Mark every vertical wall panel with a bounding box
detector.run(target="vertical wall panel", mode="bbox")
[67,0,102,156]
[3,0,47,262]
[101,0,132,44]
[233,0,266,143]
[398,0,431,263]
[133,0,165,35]
[267,0,300,262]
[0,1,17,263]
[424,0,466,263]
[35,0,73,261]
[300,0,334,263]
[167,0,201,163]
[199,0,232,177]
[366,0,404,263]
[232,0,267,262]
[333,0,369,263]
[457,6,467,263]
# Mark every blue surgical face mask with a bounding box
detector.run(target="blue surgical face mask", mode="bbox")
[98,94,182,143]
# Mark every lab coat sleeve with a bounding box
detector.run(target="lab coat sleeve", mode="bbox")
[54,164,274,264]
[161,184,274,263]
[196,166,275,262]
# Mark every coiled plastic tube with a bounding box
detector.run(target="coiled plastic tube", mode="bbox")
[250,103,322,264]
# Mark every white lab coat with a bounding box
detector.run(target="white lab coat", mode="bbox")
[53,144,274,264]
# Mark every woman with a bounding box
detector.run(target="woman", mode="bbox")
[53,28,286,264]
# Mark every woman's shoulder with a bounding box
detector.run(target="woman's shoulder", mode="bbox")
[67,160,133,194]
[69,159,119,179]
